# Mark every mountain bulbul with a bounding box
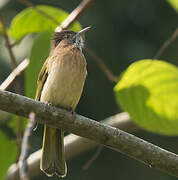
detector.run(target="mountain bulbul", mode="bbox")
[35,27,90,177]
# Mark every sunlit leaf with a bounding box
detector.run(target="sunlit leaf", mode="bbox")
[10,5,82,42]
[114,59,178,135]
[167,0,178,12]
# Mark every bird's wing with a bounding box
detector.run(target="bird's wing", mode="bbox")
[35,58,49,101]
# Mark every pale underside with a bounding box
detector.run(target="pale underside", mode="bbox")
[38,42,87,110]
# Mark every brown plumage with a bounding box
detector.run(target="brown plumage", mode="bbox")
[35,27,90,177]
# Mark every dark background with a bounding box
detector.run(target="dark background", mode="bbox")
[0,0,178,179]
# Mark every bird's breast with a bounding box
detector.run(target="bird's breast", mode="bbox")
[40,47,87,110]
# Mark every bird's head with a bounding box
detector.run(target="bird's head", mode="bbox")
[52,27,91,51]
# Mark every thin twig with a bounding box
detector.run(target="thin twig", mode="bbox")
[85,46,119,83]
[154,26,178,59]
[10,41,18,48]
[1,90,178,178]
[19,112,36,180]
[17,116,23,156]
[56,0,95,31]
[0,14,17,68]
[82,145,104,170]
[0,59,29,90]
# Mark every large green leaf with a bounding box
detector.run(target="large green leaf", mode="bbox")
[167,0,178,12]
[0,130,17,179]
[25,31,52,99]
[114,60,178,135]
[10,5,82,42]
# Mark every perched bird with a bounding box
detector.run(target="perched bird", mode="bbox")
[35,27,90,177]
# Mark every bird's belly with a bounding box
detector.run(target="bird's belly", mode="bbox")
[40,63,86,110]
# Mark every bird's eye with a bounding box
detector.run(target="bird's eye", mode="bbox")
[66,34,70,38]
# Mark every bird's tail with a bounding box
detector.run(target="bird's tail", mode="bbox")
[40,125,67,177]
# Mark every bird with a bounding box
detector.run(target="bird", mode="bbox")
[35,27,90,177]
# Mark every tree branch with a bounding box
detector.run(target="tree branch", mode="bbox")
[0,59,29,90]
[0,90,178,178]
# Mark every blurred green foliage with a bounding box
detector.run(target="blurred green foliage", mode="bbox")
[0,0,177,180]
[0,131,17,179]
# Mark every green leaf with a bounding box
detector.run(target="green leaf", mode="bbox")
[10,5,82,42]
[0,22,3,35]
[114,60,178,135]
[25,31,52,99]
[167,0,178,12]
[0,130,17,179]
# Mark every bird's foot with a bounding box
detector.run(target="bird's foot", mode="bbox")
[45,101,52,106]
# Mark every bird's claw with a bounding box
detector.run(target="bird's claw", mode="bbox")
[45,101,52,106]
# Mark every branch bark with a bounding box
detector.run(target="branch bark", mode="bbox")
[154,26,178,59]
[0,90,178,178]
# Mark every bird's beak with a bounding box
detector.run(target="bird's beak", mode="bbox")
[77,27,91,36]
